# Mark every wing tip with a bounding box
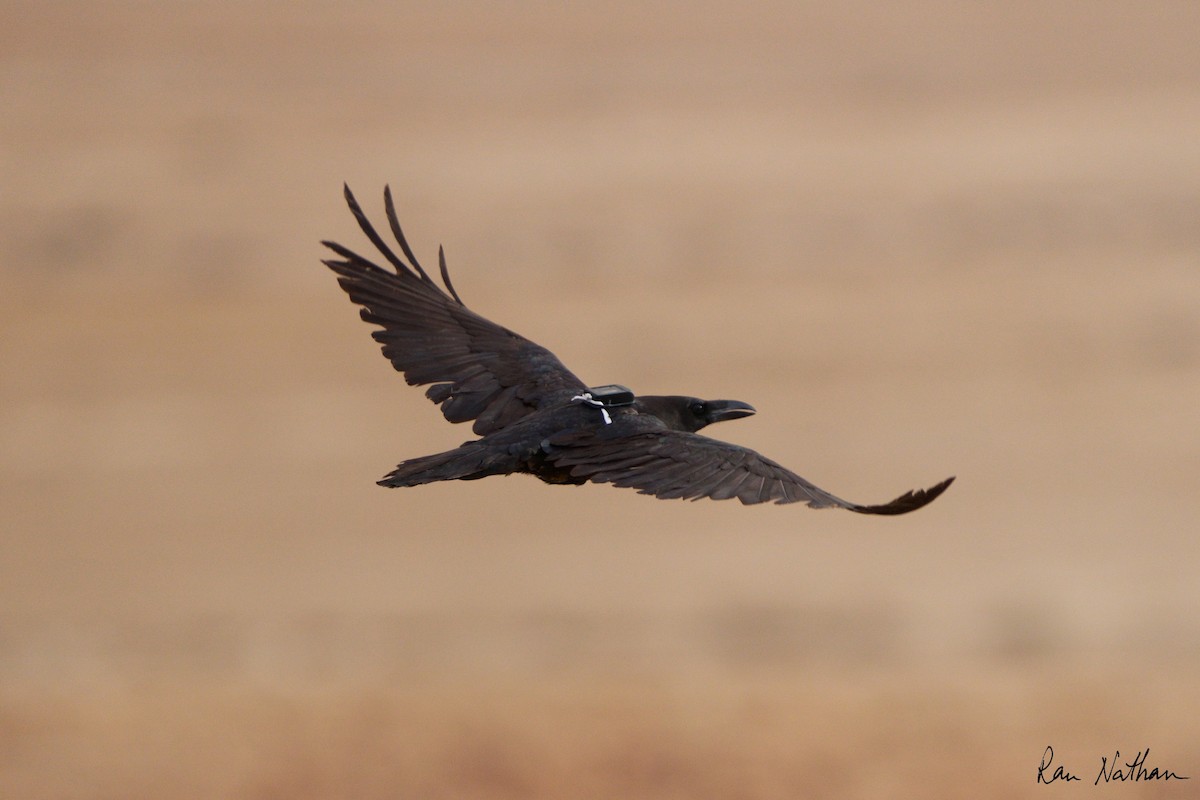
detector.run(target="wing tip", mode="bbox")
[329,184,470,305]
[850,475,955,516]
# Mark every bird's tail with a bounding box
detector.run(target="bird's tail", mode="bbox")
[377,443,511,487]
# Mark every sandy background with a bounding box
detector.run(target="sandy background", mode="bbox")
[2,1,1199,797]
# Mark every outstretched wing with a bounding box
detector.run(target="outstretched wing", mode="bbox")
[322,185,588,436]
[545,430,954,514]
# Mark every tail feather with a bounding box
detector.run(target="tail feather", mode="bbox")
[377,443,513,487]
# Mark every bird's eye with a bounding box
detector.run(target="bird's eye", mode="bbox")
[690,402,706,416]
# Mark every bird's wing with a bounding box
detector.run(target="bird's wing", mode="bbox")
[322,185,588,435]
[545,429,954,514]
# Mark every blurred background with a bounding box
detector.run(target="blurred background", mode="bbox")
[2,1,1198,797]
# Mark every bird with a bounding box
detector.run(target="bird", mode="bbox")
[322,185,954,514]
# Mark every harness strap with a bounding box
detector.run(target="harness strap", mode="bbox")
[571,393,612,425]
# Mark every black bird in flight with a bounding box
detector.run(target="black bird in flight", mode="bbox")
[323,186,953,514]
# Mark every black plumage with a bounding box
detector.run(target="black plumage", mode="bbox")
[323,186,953,515]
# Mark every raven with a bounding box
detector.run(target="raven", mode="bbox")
[323,186,953,514]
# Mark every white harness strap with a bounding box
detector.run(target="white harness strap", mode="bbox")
[571,392,612,424]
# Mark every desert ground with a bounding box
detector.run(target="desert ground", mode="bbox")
[2,1,1199,797]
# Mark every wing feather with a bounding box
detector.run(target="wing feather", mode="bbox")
[547,430,954,514]
[323,185,587,435]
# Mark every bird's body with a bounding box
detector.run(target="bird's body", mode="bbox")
[323,186,953,515]
[377,394,751,487]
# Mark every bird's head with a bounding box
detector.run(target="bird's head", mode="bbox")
[636,395,757,433]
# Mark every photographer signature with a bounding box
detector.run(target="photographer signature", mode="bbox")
[1037,746,1189,785]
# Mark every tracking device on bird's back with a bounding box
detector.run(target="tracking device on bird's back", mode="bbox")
[571,385,635,424]
[586,385,635,407]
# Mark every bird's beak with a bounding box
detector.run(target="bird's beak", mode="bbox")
[707,399,757,423]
